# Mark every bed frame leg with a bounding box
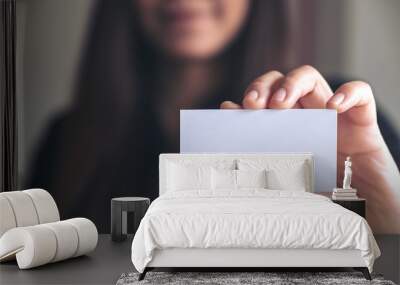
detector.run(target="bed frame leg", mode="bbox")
[354,267,371,280]
[138,268,148,281]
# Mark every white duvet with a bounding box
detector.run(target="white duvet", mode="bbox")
[131,190,380,273]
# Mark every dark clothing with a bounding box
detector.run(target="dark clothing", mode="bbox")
[28,80,400,233]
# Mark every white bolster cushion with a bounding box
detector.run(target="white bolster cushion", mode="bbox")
[23,189,60,224]
[42,221,79,262]
[0,218,98,269]
[64,218,98,257]
[0,195,17,237]
[0,191,39,227]
[0,226,57,268]
[0,189,60,235]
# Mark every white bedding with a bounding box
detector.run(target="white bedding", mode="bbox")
[131,190,380,273]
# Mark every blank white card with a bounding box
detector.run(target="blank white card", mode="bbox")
[180,109,337,192]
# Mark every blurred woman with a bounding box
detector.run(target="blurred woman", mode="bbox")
[30,0,400,233]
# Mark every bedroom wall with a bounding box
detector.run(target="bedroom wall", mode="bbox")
[16,0,400,183]
[314,0,400,132]
[16,0,94,182]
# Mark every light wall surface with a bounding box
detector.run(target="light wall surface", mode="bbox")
[315,0,400,131]
[344,0,400,130]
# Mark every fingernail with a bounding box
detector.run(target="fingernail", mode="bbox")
[331,93,345,105]
[246,90,258,100]
[273,88,286,102]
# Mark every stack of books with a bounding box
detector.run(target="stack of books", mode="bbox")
[332,188,358,200]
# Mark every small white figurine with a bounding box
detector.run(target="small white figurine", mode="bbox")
[343,156,352,189]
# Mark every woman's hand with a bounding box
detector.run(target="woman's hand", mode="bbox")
[221,65,400,233]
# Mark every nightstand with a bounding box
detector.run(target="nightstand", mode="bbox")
[331,198,366,218]
[318,192,366,218]
[111,197,150,242]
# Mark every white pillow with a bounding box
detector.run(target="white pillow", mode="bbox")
[237,159,309,191]
[211,169,237,190]
[211,169,268,190]
[167,163,212,191]
[236,169,268,189]
[267,165,306,191]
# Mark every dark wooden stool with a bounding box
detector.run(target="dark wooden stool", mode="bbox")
[111,197,150,242]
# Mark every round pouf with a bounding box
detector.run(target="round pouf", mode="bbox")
[111,197,150,242]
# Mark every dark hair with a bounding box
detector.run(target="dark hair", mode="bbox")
[43,0,290,218]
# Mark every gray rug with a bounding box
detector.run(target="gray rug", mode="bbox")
[116,272,396,285]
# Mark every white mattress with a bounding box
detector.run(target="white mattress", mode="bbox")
[131,190,380,273]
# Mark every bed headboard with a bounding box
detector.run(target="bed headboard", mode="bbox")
[159,153,314,195]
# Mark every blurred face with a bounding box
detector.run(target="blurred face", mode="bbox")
[135,0,250,60]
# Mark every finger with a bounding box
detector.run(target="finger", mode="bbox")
[242,71,284,109]
[220,101,242,109]
[293,102,303,109]
[327,81,376,125]
[269,65,333,109]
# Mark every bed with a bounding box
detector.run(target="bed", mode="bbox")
[131,153,380,280]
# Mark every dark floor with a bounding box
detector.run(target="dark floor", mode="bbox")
[0,235,134,285]
[0,235,399,285]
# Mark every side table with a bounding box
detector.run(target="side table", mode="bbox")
[111,197,150,242]
[332,198,366,218]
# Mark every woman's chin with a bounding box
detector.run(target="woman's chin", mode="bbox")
[160,41,227,61]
